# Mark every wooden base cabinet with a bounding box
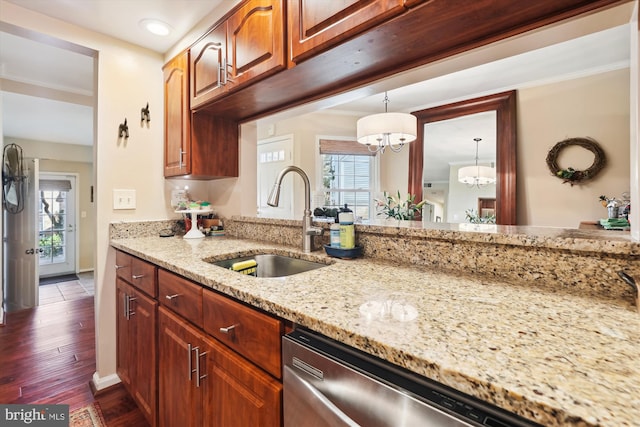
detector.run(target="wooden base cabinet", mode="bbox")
[158,307,282,427]
[116,278,158,427]
[158,307,203,427]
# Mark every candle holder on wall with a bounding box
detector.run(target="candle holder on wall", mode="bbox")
[118,118,129,138]
[141,102,150,124]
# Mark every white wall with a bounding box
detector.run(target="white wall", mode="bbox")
[1,0,169,388]
[518,69,630,227]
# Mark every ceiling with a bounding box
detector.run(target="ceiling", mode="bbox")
[3,0,226,53]
[1,0,228,146]
[0,1,633,155]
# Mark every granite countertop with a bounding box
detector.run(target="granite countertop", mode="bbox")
[110,235,640,427]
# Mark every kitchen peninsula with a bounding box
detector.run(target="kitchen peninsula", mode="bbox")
[111,217,640,427]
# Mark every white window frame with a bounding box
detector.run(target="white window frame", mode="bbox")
[315,135,380,220]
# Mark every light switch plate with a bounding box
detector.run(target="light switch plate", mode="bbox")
[113,189,136,210]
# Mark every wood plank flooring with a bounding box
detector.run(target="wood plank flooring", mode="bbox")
[0,296,149,426]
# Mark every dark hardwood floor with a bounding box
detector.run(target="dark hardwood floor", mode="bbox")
[0,296,149,426]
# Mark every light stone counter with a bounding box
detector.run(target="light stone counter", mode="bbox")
[110,234,640,427]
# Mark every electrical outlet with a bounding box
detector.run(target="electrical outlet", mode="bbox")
[113,189,136,210]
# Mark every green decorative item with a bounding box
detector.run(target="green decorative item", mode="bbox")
[546,137,606,186]
[465,209,496,224]
[375,191,426,220]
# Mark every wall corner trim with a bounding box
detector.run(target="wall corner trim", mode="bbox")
[91,372,121,392]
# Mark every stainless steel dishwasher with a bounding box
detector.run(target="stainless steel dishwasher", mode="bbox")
[283,329,542,427]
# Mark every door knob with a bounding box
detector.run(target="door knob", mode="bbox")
[25,248,34,255]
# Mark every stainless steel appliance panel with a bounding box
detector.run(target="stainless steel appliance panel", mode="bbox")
[283,330,541,427]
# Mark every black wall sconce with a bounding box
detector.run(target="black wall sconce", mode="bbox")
[141,102,150,123]
[118,118,129,138]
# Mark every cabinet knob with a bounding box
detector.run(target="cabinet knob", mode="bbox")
[165,294,181,300]
[219,324,238,334]
[132,274,145,279]
[115,264,126,270]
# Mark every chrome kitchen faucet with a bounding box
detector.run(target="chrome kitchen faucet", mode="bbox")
[267,166,323,253]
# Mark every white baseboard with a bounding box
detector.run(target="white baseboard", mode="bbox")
[91,372,121,391]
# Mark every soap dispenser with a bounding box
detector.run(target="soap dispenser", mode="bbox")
[338,204,355,249]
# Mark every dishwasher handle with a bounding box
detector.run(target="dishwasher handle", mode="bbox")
[283,364,360,427]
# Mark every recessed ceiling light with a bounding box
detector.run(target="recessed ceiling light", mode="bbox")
[139,19,172,36]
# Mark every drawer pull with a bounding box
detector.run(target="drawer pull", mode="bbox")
[195,347,208,388]
[165,294,181,300]
[127,297,137,318]
[188,343,193,381]
[219,324,238,334]
[132,274,145,279]
[115,264,126,270]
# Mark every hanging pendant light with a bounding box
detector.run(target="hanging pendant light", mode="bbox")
[356,92,417,154]
[458,138,496,186]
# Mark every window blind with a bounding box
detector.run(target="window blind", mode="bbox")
[319,139,376,156]
[39,179,72,192]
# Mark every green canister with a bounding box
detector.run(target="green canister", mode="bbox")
[338,209,355,249]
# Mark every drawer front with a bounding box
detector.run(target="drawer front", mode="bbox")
[130,257,157,297]
[203,291,282,378]
[115,250,132,281]
[158,269,203,327]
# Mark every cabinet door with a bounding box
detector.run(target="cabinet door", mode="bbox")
[158,307,203,427]
[190,24,227,109]
[163,51,191,177]
[227,0,285,89]
[202,335,282,427]
[116,279,133,389]
[288,0,405,63]
[130,289,158,427]
[117,279,158,426]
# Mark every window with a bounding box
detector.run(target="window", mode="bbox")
[319,139,377,220]
[38,189,68,265]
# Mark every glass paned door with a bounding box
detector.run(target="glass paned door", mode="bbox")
[38,175,76,277]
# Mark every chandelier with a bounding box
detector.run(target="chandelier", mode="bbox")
[356,92,417,153]
[458,138,496,186]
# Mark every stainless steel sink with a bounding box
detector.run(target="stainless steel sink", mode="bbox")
[209,254,327,278]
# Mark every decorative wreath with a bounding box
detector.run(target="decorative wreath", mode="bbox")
[545,137,606,186]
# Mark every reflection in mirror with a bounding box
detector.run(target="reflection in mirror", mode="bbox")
[255,5,633,229]
[422,111,496,224]
[410,91,517,225]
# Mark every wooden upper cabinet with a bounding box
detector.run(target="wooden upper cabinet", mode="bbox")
[190,24,227,109]
[288,0,406,63]
[227,0,286,88]
[190,0,285,109]
[163,51,191,177]
[164,50,239,180]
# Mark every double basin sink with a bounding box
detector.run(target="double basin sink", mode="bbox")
[209,253,328,278]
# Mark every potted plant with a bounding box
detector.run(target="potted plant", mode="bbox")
[375,191,426,220]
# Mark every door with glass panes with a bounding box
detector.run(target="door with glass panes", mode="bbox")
[38,174,76,277]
